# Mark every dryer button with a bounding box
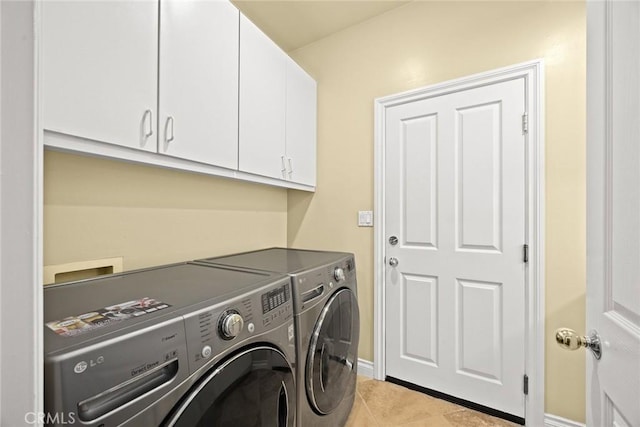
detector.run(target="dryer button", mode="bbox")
[247,323,255,333]
[201,345,212,359]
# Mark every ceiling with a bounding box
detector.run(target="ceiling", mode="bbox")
[232,0,410,52]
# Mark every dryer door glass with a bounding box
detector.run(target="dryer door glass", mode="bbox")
[165,346,295,427]
[306,288,360,414]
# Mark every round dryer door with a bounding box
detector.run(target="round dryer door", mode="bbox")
[306,288,360,415]
[165,346,295,427]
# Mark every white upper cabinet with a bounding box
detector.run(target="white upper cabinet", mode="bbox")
[41,2,317,191]
[285,57,317,186]
[42,1,158,152]
[159,0,239,169]
[238,14,287,180]
[238,15,317,186]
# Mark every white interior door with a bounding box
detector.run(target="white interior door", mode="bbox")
[384,77,527,418]
[586,1,640,426]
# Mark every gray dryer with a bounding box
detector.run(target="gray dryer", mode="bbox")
[195,248,360,427]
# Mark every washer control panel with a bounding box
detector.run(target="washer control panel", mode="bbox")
[261,283,292,328]
[183,277,293,374]
[262,284,290,314]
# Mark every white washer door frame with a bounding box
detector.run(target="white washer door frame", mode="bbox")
[373,60,544,427]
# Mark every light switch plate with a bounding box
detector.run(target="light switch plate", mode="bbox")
[358,210,373,227]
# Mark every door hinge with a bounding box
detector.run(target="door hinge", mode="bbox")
[523,374,529,395]
[523,244,529,263]
[522,113,529,134]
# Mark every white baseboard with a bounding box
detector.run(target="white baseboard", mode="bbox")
[357,358,374,378]
[544,414,585,427]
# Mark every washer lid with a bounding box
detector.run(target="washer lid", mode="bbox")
[306,288,359,414]
[44,263,287,354]
[197,247,351,274]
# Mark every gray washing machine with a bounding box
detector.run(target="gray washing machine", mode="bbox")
[44,262,297,427]
[195,248,359,427]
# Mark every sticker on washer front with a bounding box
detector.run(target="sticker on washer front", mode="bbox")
[288,324,294,341]
[46,297,172,338]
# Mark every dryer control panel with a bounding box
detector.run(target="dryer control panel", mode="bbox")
[293,255,357,312]
[183,277,293,374]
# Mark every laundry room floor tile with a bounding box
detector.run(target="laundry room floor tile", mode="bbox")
[346,376,519,427]
[346,393,379,427]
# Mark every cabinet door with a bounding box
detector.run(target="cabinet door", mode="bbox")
[42,1,158,152]
[239,14,286,180]
[285,58,317,186]
[159,0,239,168]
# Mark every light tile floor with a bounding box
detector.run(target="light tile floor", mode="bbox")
[346,376,520,427]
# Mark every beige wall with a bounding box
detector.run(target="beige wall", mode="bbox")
[288,1,586,422]
[44,1,586,421]
[44,151,288,271]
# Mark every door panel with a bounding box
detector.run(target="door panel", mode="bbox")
[285,57,317,186]
[402,114,438,248]
[239,14,286,180]
[456,279,502,383]
[159,0,239,168]
[402,274,438,365]
[385,78,526,417]
[587,1,640,425]
[42,1,158,151]
[456,102,502,251]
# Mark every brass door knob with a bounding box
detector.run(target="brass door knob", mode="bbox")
[555,328,602,359]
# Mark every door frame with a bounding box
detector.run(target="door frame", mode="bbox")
[0,0,44,424]
[373,60,545,426]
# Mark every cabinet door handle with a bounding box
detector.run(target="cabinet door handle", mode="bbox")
[164,116,175,143]
[287,158,293,179]
[143,109,153,138]
[281,155,287,179]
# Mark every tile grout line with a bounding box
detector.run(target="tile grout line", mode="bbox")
[355,385,382,427]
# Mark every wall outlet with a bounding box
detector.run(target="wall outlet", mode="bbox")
[358,211,373,227]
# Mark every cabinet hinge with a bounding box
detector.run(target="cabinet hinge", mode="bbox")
[522,113,529,134]
[523,244,529,263]
[523,374,529,395]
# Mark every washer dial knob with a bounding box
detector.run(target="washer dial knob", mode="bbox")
[219,311,244,340]
[334,267,346,282]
